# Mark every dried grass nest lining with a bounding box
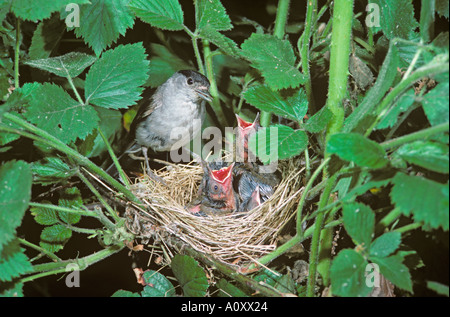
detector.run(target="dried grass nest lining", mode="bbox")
[125,158,305,264]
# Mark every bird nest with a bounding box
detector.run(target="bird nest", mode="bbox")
[124,158,305,266]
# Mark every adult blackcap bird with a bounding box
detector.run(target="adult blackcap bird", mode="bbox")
[125,70,212,182]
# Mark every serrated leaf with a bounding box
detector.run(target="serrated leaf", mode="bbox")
[436,0,449,18]
[24,83,99,144]
[171,255,208,297]
[195,0,232,32]
[342,202,375,248]
[58,187,82,225]
[31,157,75,185]
[72,0,135,55]
[40,224,72,253]
[141,270,176,297]
[241,33,305,90]
[330,249,372,297]
[85,43,149,109]
[11,0,90,22]
[248,125,308,164]
[422,82,449,126]
[369,0,419,40]
[395,141,449,174]
[369,232,401,258]
[0,239,32,282]
[25,52,97,78]
[327,133,389,169]
[390,173,449,230]
[31,204,59,226]
[199,26,240,56]
[0,161,32,253]
[371,255,413,292]
[243,85,308,123]
[304,106,332,133]
[128,0,184,31]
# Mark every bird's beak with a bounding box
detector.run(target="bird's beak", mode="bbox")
[210,163,234,184]
[236,113,260,133]
[195,86,213,102]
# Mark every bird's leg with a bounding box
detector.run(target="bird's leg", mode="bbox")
[141,146,167,186]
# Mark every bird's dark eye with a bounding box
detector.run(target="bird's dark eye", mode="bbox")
[213,185,219,192]
[187,77,194,85]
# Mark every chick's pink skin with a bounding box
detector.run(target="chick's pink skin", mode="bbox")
[236,114,260,162]
[208,164,237,210]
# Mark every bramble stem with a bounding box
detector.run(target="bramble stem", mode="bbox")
[14,18,20,88]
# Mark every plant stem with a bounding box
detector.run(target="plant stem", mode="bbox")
[202,39,228,127]
[326,0,354,137]
[300,0,317,109]
[365,60,449,137]
[66,73,85,105]
[98,127,130,189]
[381,122,449,150]
[184,26,206,75]
[21,245,124,283]
[18,238,61,262]
[306,174,337,297]
[2,113,141,205]
[29,202,99,218]
[77,170,120,227]
[14,18,20,88]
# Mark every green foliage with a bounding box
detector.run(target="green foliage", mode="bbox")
[70,0,135,55]
[171,255,209,297]
[0,0,448,298]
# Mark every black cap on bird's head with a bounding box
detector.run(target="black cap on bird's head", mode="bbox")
[177,70,212,102]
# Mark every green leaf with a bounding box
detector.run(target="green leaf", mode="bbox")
[199,26,241,56]
[31,203,59,226]
[0,281,24,297]
[248,125,308,164]
[29,14,66,60]
[72,0,135,55]
[243,85,308,123]
[241,33,305,90]
[0,239,32,282]
[390,173,449,230]
[171,255,208,297]
[40,224,72,253]
[427,281,449,297]
[330,249,372,297]
[111,290,140,297]
[369,0,419,40]
[31,157,76,185]
[371,255,413,292]
[395,141,449,174]
[11,0,90,22]
[304,107,332,133]
[195,0,232,32]
[85,43,149,109]
[422,82,449,126]
[327,133,389,168]
[24,83,99,144]
[58,187,82,225]
[343,43,400,133]
[369,232,401,258]
[216,279,248,297]
[436,0,449,18]
[376,89,416,130]
[0,161,32,253]
[141,270,176,297]
[25,52,97,78]
[128,0,184,31]
[342,202,375,248]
